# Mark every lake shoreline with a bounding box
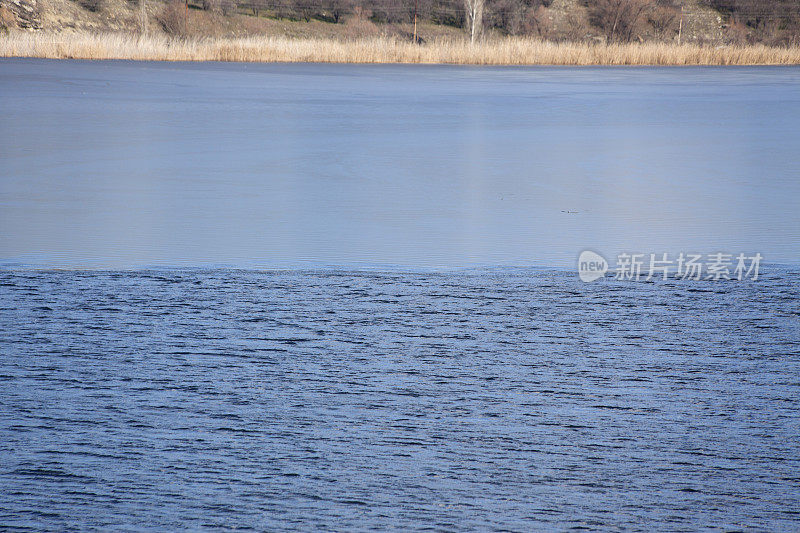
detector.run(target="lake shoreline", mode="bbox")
[3,32,800,65]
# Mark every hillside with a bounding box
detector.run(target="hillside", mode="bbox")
[0,0,797,45]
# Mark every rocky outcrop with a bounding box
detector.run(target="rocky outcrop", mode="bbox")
[541,0,725,44]
[679,0,724,43]
[0,0,42,29]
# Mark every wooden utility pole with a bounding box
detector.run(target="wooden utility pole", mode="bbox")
[139,0,146,34]
[678,6,683,45]
[412,0,418,43]
[184,0,188,35]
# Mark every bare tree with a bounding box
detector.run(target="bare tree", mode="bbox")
[464,0,484,42]
[328,0,352,23]
[709,0,800,45]
[589,0,653,42]
[292,0,320,22]
[648,2,679,41]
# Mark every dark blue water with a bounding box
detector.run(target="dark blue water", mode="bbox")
[2,268,799,530]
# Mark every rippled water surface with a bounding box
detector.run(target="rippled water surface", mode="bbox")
[2,268,799,530]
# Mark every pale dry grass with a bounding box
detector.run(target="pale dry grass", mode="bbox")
[2,32,800,65]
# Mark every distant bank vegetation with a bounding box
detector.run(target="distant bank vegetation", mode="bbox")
[203,0,799,45]
[2,32,800,64]
[1,0,799,64]
[0,0,799,46]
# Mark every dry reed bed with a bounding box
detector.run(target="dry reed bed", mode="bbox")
[2,32,800,65]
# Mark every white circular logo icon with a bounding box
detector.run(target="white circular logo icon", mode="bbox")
[578,250,608,282]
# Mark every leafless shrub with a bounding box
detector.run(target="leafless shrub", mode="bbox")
[427,0,462,27]
[588,0,654,42]
[558,11,591,42]
[351,5,371,20]
[760,19,795,46]
[648,3,679,41]
[724,19,749,44]
[202,0,221,12]
[486,0,551,36]
[526,5,557,39]
[533,3,555,37]
[291,0,318,22]
[196,0,231,16]
[487,0,523,34]
[708,0,800,45]
[328,0,352,23]
[342,12,380,36]
[80,0,105,12]
[367,0,403,23]
[160,0,187,36]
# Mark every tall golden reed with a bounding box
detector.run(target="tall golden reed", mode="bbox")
[2,32,800,65]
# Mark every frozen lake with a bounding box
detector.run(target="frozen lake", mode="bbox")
[1,60,799,268]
